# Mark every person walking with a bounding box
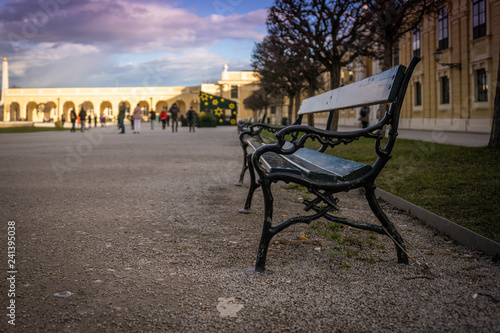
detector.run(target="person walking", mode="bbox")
[150,109,156,130]
[169,103,180,133]
[79,107,87,132]
[118,102,126,134]
[133,104,142,134]
[160,107,168,130]
[94,114,98,127]
[70,109,77,132]
[186,106,198,132]
[61,113,66,127]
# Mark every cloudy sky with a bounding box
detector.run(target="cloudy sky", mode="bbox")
[0,0,273,90]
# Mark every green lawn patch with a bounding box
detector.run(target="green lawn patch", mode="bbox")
[262,129,500,243]
[0,126,69,134]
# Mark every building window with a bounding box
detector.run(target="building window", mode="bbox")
[415,82,422,106]
[438,7,449,50]
[441,76,450,104]
[230,85,238,99]
[413,25,421,57]
[473,0,486,39]
[476,69,488,101]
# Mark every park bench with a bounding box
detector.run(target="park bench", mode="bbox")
[237,112,286,185]
[242,56,420,274]
[237,111,268,134]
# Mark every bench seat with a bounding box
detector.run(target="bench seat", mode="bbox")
[260,149,371,183]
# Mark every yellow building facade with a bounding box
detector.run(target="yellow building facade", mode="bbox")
[339,0,500,134]
[0,59,259,124]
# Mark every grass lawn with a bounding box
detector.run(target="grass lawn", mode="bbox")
[263,130,500,243]
[0,126,69,134]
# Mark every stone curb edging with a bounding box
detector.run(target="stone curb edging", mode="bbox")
[375,188,500,258]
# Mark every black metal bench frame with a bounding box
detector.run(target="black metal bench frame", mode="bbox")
[237,112,285,186]
[243,57,421,274]
[237,111,268,134]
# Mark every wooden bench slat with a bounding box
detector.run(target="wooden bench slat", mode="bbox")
[259,147,371,183]
[298,65,406,115]
[260,152,302,175]
[290,148,371,181]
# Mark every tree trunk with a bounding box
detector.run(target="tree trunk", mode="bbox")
[327,67,341,131]
[294,87,302,124]
[287,92,294,125]
[488,46,500,149]
[307,83,315,126]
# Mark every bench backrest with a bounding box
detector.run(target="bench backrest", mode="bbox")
[297,57,420,135]
[291,57,420,179]
[298,65,406,116]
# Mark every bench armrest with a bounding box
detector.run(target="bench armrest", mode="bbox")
[251,120,390,177]
[239,123,287,144]
[274,122,384,152]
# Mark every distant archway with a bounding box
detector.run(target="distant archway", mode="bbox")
[63,101,76,120]
[119,101,132,115]
[174,100,186,117]
[100,101,113,117]
[38,101,57,122]
[79,101,95,116]
[190,99,199,112]
[156,100,168,112]
[136,100,149,119]
[9,103,20,121]
[26,102,37,121]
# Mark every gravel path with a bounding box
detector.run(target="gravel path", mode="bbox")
[0,125,498,332]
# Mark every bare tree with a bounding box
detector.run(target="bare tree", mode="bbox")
[488,45,500,149]
[267,0,368,130]
[364,0,446,71]
[243,88,271,120]
[251,34,307,124]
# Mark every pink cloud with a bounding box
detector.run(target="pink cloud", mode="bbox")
[0,0,268,54]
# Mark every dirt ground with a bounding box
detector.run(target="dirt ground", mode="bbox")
[0,125,498,332]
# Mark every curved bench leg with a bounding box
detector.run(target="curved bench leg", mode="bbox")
[254,179,275,274]
[239,154,260,213]
[365,184,409,264]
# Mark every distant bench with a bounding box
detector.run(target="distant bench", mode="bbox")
[237,113,284,185]
[241,57,421,274]
[237,111,267,134]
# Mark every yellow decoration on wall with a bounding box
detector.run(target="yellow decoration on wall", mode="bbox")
[229,103,235,109]
[212,99,219,106]
[214,107,223,116]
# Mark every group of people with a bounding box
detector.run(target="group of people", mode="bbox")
[66,104,198,134]
[68,108,108,132]
[117,103,198,134]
